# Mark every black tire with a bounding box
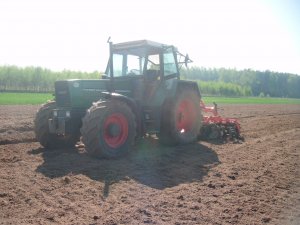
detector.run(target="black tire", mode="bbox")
[34,101,80,149]
[159,90,202,145]
[80,100,136,158]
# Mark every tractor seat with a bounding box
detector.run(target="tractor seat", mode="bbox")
[145,69,160,81]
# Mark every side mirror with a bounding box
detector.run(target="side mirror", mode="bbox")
[184,54,192,67]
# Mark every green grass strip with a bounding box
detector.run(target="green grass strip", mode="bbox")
[202,96,300,104]
[0,92,54,105]
[0,92,300,105]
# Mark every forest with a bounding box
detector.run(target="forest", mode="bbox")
[0,65,299,98]
[182,67,300,98]
[0,65,99,92]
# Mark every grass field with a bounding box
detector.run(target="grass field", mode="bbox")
[203,96,300,104]
[0,92,54,105]
[0,92,300,105]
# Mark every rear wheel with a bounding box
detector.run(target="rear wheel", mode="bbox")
[159,90,202,145]
[81,100,136,158]
[34,101,80,149]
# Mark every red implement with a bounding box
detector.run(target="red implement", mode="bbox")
[199,100,244,143]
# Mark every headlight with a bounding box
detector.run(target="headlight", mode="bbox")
[53,111,58,117]
[66,111,71,117]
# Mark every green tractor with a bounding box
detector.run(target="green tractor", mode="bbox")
[34,40,203,158]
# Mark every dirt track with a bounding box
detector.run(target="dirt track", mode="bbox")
[0,104,300,225]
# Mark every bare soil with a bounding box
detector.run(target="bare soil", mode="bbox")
[0,104,300,225]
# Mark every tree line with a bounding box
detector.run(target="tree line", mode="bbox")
[0,65,99,92]
[0,65,299,98]
[181,67,300,98]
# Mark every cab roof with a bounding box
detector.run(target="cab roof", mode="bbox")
[111,40,174,56]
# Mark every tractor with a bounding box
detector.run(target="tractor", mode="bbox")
[34,39,203,158]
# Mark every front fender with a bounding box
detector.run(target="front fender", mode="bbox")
[100,92,142,136]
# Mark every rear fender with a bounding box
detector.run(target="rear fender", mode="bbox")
[164,79,201,100]
[176,80,201,98]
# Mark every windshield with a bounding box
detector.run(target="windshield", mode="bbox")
[107,54,145,77]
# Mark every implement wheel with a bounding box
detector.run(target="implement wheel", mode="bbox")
[81,100,136,158]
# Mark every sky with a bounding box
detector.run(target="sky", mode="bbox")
[0,0,300,74]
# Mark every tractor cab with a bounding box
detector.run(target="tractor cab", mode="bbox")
[103,40,192,105]
[104,40,190,82]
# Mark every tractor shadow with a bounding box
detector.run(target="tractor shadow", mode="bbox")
[30,138,219,196]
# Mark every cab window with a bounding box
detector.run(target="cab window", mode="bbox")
[127,55,144,75]
[164,51,178,76]
[111,54,123,77]
[146,54,160,70]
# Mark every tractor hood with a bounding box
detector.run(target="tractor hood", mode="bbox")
[55,79,110,108]
[54,77,138,109]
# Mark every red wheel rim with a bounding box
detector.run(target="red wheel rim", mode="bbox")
[103,113,128,148]
[176,99,197,133]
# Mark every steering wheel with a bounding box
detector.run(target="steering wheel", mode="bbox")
[128,69,140,75]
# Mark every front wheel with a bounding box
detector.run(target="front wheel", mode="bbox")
[34,101,80,149]
[80,100,136,158]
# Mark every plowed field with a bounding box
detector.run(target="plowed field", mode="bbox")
[0,104,300,225]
